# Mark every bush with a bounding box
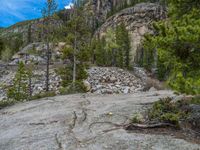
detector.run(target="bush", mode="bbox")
[0,99,16,109]
[59,81,87,95]
[148,97,188,126]
[131,113,144,123]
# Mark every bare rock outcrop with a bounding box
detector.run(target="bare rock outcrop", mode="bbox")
[0,91,200,150]
[95,3,167,63]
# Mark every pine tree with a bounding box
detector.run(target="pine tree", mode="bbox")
[27,64,34,98]
[95,37,106,66]
[115,23,131,69]
[142,0,200,94]
[62,0,90,89]
[42,0,58,91]
[104,28,119,66]
[7,62,29,101]
[27,24,32,44]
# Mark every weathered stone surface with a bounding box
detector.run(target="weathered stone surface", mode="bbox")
[0,90,199,150]
[95,3,167,63]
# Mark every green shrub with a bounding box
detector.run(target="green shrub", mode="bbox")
[30,91,56,100]
[131,113,143,123]
[160,113,179,126]
[148,97,188,126]
[190,96,200,105]
[0,99,16,109]
[59,81,87,95]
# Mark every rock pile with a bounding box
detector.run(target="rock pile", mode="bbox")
[86,67,144,94]
[31,70,61,95]
[0,66,146,100]
[0,69,61,100]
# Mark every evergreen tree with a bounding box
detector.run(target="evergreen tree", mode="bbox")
[115,23,131,69]
[63,1,90,88]
[27,64,34,98]
[7,62,29,101]
[95,37,106,66]
[104,28,119,66]
[42,0,58,91]
[27,24,32,44]
[142,0,200,94]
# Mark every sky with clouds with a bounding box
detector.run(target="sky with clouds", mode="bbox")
[0,0,72,27]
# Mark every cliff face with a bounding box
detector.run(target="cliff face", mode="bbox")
[95,3,167,63]
[87,0,133,24]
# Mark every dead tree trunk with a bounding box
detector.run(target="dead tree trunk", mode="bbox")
[46,41,50,92]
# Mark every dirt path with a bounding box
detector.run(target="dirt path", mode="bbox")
[0,90,199,150]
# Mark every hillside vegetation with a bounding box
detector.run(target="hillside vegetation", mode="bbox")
[141,0,200,94]
[0,0,199,104]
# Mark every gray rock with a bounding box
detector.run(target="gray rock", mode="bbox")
[83,80,91,92]
[149,87,157,92]
[87,67,144,94]
[0,90,199,150]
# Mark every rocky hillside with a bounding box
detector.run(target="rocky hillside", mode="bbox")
[0,18,63,44]
[95,3,166,63]
[0,66,146,101]
[0,1,167,65]
[86,0,156,24]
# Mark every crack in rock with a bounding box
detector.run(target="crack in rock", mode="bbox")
[29,120,58,126]
[69,111,77,129]
[55,134,63,150]
[81,108,87,122]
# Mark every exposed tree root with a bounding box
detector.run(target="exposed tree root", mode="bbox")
[89,121,123,130]
[89,121,177,133]
[125,123,177,130]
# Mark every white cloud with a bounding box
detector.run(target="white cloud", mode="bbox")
[64,2,73,9]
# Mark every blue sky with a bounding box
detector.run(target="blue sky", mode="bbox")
[0,0,72,27]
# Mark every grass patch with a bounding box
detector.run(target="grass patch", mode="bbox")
[59,81,87,95]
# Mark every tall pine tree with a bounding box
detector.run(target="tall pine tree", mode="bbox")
[115,23,131,69]
[62,0,90,88]
[42,0,58,91]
